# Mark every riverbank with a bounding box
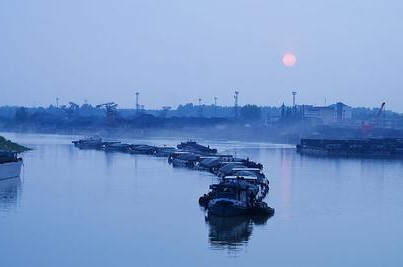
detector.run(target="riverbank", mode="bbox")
[0,135,31,152]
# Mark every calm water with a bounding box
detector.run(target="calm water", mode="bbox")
[1,132,403,266]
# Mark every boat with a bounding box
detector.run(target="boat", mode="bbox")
[169,152,200,168]
[0,151,23,180]
[104,143,131,152]
[72,136,103,149]
[202,176,273,217]
[72,137,120,150]
[196,155,235,171]
[221,175,269,202]
[177,140,217,155]
[214,162,246,177]
[297,138,403,158]
[228,168,266,179]
[129,144,157,155]
[155,146,176,157]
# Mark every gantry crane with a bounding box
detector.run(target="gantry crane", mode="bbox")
[96,102,118,121]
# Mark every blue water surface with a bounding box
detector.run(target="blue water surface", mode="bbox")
[1,133,402,266]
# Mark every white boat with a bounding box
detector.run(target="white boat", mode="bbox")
[0,151,23,180]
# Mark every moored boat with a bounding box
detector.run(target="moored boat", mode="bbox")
[72,137,120,150]
[155,146,176,157]
[202,176,273,217]
[297,138,403,158]
[170,152,200,168]
[208,198,249,216]
[0,151,23,180]
[177,140,217,155]
[129,144,157,155]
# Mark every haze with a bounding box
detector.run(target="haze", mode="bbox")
[1,0,402,111]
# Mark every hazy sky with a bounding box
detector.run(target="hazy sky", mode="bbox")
[1,0,402,111]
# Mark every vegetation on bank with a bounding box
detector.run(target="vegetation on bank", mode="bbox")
[0,136,31,152]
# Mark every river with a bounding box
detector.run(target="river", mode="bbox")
[1,132,403,266]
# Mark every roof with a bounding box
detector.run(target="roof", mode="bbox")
[218,163,245,173]
[223,175,258,180]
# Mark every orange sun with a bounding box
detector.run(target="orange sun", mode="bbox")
[282,53,297,67]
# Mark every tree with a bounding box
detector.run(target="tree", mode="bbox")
[14,107,29,123]
[240,105,261,121]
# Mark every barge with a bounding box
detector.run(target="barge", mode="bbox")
[177,140,217,154]
[297,138,403,158]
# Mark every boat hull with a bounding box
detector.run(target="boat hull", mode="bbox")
[171,158,195,168]
[0,160,22,180]
[208,199,249,217]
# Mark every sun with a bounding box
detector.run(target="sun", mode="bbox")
[282,53,297,67]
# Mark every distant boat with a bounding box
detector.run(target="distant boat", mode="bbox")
[297,138,403,158]
[155,146,176,157]
[72,137,119,150]
[72,136,104,149]
[129,144,157,155]
[0,151,23,180]
[177,140,217,155]
[104,143,131,152]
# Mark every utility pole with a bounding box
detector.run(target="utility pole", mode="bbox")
[198,98,202,117]
[214,96,218,117]
[292,91,297,107]
[234,90,239,119]
[135,92,139,113]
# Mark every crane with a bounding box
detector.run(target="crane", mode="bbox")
[376,102,386,118]
[96,102,118,121]
[69,102,80,112]
[96,102,118,110]
[361,102,386,133]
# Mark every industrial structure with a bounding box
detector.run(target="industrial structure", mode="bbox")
[234,90,239,119]
[135,92,140,113]
[96,102,118,122]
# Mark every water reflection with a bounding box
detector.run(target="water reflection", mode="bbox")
[206,214,272,251]
[0,177,22,212]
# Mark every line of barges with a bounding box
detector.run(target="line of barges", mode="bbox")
[72,137,274,217]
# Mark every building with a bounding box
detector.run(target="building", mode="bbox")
[303,102,352,125]
[333,102,353,122]
[303,106,335,125]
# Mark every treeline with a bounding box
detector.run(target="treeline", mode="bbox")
[1,103,402,132]
[0,106,234,131]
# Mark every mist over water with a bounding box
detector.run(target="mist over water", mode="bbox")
[1,132,403,266]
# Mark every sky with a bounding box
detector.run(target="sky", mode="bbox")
[1,0,402,112]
